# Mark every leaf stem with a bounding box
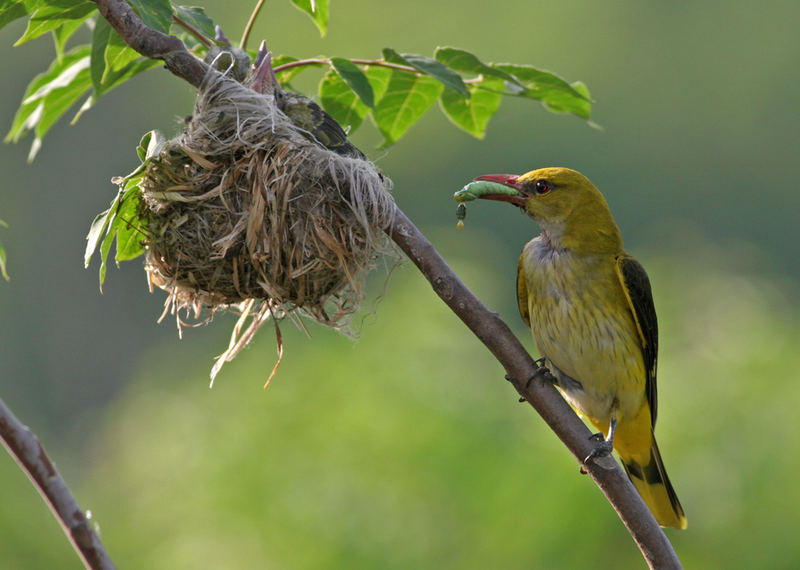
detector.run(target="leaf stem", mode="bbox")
[172,14,212,48]
[240,0,266,50]
[273,57,416,74]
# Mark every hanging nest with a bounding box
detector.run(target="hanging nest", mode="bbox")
[138,70,395,380]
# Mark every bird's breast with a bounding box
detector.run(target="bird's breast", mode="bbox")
[521,237,645,423]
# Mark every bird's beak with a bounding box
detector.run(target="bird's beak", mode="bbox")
[472,174,528,206]
[251,41,278,95]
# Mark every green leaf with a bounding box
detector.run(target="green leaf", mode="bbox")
[86,136,151,285]
[383,48,469,97]
[6,45,92,161]
[541,80,592,120]
[105,34,140,76]
[52,11,90,59]
[319,67,391,134]
[372,69,443,147]
[329,57,374,108]
[290,0,328,37]
[90,14,111,92]
[173,5,215,39]
[319,70,368,133]
[127,0,172,34]
[0,0,42,32]
[98,213,117,288]
[85,19,161,118]
[114,187,145,262]
[33,64,90,131]
[0,218,8,281]
[364,64,392,103]
[14,1,95,45]
[0,245,7,281]
[85,200,118,268]
[23,45,89,103]
[439,78,503,139]
[6,67,54,142]
[137,129,167,162]
[493,63,592,119]
[495,63,589,99]
[434,46,521,86]
[99,57,161,93]
[86,182,147,287]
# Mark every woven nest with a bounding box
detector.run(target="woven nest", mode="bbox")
[138,72,395,380]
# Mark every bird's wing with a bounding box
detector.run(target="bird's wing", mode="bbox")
[615,255,659,426]
[516,254,531,328]
[283,96,367,160]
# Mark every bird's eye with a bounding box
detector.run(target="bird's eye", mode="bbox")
[534,180,551,194]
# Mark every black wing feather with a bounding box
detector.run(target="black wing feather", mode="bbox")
[617,256,659,426]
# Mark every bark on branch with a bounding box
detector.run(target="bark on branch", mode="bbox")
[0,398,115,569]
[3,1,684,568]
[389,209,682,568]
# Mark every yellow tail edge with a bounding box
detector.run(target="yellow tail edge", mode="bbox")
[620,437,687,529]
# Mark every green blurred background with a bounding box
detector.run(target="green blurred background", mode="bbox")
[2,1,799,567]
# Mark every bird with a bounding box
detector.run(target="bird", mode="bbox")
[246,42,368,161]
[466,167,686,529]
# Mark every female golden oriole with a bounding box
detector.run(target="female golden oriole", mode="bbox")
[464,167,686,529]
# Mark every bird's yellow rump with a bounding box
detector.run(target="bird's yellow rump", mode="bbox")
[468,167,686,529]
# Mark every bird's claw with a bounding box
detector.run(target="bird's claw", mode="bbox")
[507,361,555,403]
[583,433,614,464]
[530,358,555,386]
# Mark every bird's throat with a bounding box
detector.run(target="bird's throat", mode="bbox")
[540,228,554,250]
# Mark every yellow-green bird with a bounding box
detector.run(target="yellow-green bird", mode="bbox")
[462,167,686,529]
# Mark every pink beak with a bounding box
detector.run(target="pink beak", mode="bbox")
[473,174,527,206]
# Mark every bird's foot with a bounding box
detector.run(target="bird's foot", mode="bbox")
[507,360,555,403]
[529,357,555,386]
[583,432,614,464]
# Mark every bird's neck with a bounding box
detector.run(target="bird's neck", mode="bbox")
[538,215,623,256]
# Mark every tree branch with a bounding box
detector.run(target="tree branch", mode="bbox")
[87,2,683,567]
[388,208,682,568]
[0,397,115,570]
[95,0,208,89]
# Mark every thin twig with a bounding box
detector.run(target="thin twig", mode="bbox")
[0,398,116,570]
[273,57,417,75]
[172,14,212,48]
[240,0,266,50]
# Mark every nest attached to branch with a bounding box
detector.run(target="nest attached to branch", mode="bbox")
[138,72,395,381]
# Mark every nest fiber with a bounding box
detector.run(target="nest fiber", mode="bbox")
[139,73,394,378]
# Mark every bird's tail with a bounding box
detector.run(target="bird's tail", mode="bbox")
[618,433,687,529]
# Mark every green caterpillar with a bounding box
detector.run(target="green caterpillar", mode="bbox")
[453,180,520,228]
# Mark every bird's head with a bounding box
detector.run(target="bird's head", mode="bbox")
[248,41,283,98]
[469,167,622,252]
